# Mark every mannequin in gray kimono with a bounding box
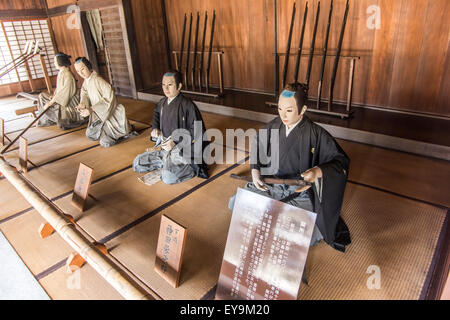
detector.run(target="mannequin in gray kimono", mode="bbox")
[74,57,137,148]
[37,53,86,130]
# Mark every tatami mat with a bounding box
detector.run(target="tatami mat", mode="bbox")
[298,183,446,300]
[107,163,250,300]
[0,97,447,300]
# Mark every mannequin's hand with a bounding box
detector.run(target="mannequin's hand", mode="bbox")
[76,103,87,113]
[301,167,323,183]
[151,129,161,139]
[80,107,91,117]
[161,137,175,152]
[251,169,268,192]
[296,167,322,193]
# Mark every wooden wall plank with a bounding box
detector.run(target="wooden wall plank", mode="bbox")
[19,0,443,115]
[412,0,450,113]
[0,0,45,11]
[388,0,428,111]
[129,0,168,90]
[49,14,84,85]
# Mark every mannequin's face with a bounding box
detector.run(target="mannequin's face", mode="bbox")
[162,75,182,99]
[53,57,60,70]
[278,95,304,128]
[75,62,92,79]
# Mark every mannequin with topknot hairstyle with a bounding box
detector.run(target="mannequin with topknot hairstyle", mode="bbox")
[74,56,137,148]
[36,52,86,129]
[229,80,352,253]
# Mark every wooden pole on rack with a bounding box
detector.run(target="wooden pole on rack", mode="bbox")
[38,54,52,94]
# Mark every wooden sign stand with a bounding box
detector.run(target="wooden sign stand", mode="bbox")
[66,243,109,273]
[38,214,75,239]
[154,215,187,288]
[19,137,28,173]
[71,163,94,212]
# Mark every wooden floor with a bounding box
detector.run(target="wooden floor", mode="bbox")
[0,97,448,300]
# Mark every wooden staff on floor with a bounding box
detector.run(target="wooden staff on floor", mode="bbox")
[282,2,296,89]
[0,103,56,154]
[178,14,187,72]
[198,12,208,90]
[305,1,320,90]
[184,13,193,87]
[206,10,216,93]
[0,156,155,300]
[191,12,200,91]
[317,0,333,109]
[328,0,349,111]
[293,1,309,84]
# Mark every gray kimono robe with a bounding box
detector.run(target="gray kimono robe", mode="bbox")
[80,71,135,147]
[37,68,85,129]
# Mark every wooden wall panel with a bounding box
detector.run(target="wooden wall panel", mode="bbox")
[50,14,85,85]
[129,0,448,117]
[412,0,450,114]
[46,0,74,9]
[129,0,168,90]
[0,0,45,10]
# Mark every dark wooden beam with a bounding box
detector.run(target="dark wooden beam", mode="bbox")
[0,9,47,20]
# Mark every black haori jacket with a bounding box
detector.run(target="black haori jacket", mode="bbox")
[251,116,351,252]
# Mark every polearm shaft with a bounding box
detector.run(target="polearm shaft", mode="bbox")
[274,0,279,97]
[293,1,309,84]
[305,1,320,89]
[206,10,216,93]
[198,12,208,90]
[282,2,296,89]
[0,53,36,79]
[328,0,349,111]
[178,14,187,72]
[1,103,58,154]
[230,174,312,188]
[184,13,193,87]
[317,0,333,109]
[160,0,172,69]
[191,12,200,91]
[0,52,28,73]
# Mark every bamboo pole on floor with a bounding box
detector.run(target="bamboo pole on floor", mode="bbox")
[0,156,156,301]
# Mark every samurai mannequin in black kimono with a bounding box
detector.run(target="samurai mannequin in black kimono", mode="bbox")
[229,83,351,252]
[133,70,209,185]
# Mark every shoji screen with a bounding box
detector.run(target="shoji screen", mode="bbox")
[0,19,58,85]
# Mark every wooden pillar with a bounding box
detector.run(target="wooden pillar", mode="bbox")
[118,0,141,98]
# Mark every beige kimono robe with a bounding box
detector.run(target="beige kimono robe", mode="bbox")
[37,68,85,129]
[80,71,133,147]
